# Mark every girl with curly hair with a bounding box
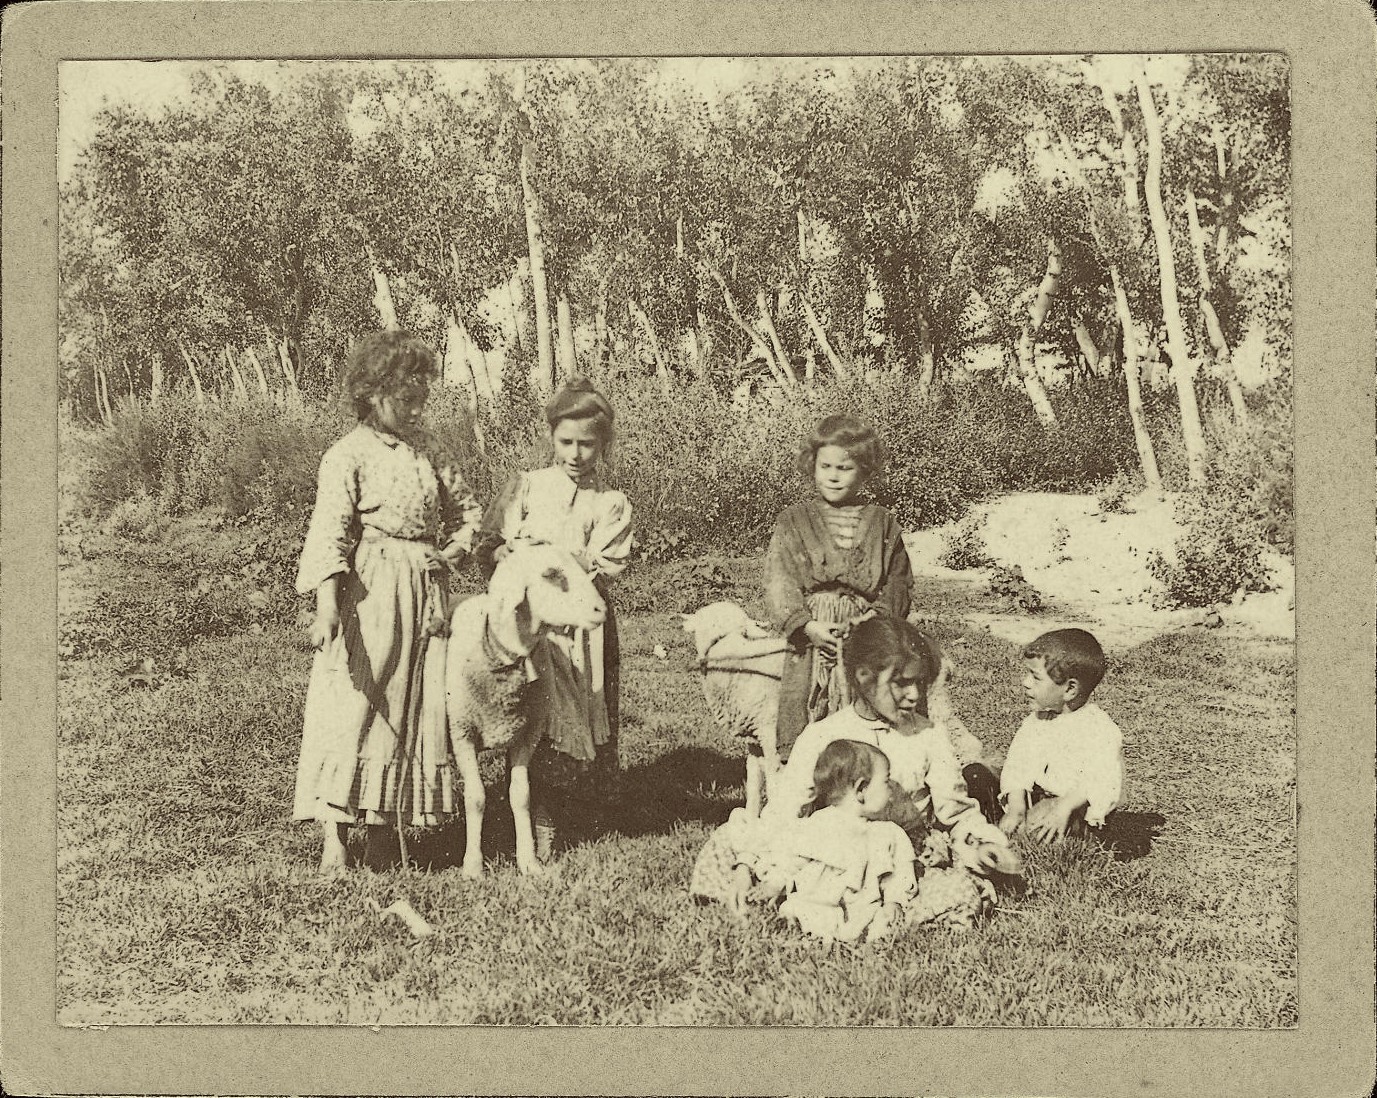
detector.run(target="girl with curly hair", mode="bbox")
[293,330,483,875]
[762,414,912,763]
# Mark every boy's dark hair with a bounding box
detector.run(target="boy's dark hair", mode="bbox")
[546,377,616,443]
[844,615,942,716]
[341,330,439,420]
[1022,628,1107,697]
[811,739,888,810]
[796,414,886,482]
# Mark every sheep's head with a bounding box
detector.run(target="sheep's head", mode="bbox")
[681,601,760,659]
[488,543,605,652]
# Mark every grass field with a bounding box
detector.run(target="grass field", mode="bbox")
[56,515,1296,1026]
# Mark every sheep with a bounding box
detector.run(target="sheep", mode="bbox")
[446,542,606,877]
[682,601,987,818]
[681,601,789,818]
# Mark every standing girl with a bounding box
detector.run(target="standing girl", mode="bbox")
[483,378,633,857]
[294,331,483,875]
[764,414,911,763]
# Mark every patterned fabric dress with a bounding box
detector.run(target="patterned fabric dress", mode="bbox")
[483,465,632,785]
[763,500,912,759]
[292,423,481,827]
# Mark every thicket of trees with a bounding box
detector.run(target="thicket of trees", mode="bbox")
[60,54,1290,493]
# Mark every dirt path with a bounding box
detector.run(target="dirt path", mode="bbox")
[906,491,1294,651]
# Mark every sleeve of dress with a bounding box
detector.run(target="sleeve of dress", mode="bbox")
[437,463,484,558]
[295,443,360,596]
[1080,717,1125,827]
[923,730,1007,846]
[877,824,918,906]
[474,472,527,578]
[587,490,633,578]
[763,513,811,641]
[874,510,913,620]
[998,718,1041,798]
[762,720,829,825]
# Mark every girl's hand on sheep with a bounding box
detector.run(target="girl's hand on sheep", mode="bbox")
[309,605,342,651]
[803,620,845,655]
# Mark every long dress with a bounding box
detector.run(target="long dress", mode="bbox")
[484,465,633,783]
[292,423,482,826]
[763,500,912,759]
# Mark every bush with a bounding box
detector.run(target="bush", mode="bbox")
[1147,492,1273,608]
[69,369,1186,563]
[938,513,996,570]
[989,564,1045,613]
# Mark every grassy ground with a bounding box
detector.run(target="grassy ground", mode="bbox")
[56,519,1296,1026]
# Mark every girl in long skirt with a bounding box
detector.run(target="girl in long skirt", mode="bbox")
[294,331,483,875]
[763,414,912,764]
[483,379,633,859]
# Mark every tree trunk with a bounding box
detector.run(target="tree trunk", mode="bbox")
[176,338,207,406]
[519,136,555,392]
[1135,71,1208,487]
[797,290,848,380]
[706,265,787,386]
[1014,241,1061,429]
[592,291,609,377]
[246,345,270,397]
[756,288,797,385]
[555,292,577,381]
[1185,185,1249,426]
[93,359,113,425]
[365,246,399,330]
[629,297,671,393]
[696,309,714,374]
[915,302,937,393]
[1109,265,1163,494]
[150,354,164,406]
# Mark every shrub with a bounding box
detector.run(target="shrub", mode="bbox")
[938,513,996,571]
[1147,492,1274,608]
[1095,469,1141,515]
[989,564,1045,613]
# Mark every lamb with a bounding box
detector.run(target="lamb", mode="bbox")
[681,601,789,817]
[446,542,606,877]
[682,600,987,817]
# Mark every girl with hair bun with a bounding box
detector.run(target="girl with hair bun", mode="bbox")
[482,378,634,860]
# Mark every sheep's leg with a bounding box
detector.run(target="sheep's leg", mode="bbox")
[744,753,763,818]
[508,738,540,875]
[452,736,485,879]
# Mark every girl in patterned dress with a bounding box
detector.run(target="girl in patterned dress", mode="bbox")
[481,378,633,859]
[294,331,483,876]
[763,414,911,764]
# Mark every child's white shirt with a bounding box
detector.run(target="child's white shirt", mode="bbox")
[764,705,1006,847]
[999,703,1125,827]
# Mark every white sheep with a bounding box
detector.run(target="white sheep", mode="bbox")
[682,601,986,817]
[681,601,789,818]
[446,543,606,877]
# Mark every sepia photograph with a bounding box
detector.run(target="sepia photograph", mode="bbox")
[4,0,1374,1094]
[54,50,1297,1027]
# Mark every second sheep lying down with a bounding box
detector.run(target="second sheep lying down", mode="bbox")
[682,600,986,817]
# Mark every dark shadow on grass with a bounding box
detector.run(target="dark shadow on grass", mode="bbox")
[356,746,747,871]
[1099,810,1166,862]
[571,746,743,841]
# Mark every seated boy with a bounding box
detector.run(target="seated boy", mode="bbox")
[998,628,1124,843]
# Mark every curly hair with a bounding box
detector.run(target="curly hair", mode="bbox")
[1022,628,1107,698]
[796,414,886,482]
[340,330,440,421]
[810,738,889,810]
[545,377,615,443]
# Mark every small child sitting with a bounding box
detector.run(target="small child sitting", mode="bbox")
[998,628,1124,843]
[753,739,917,943]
